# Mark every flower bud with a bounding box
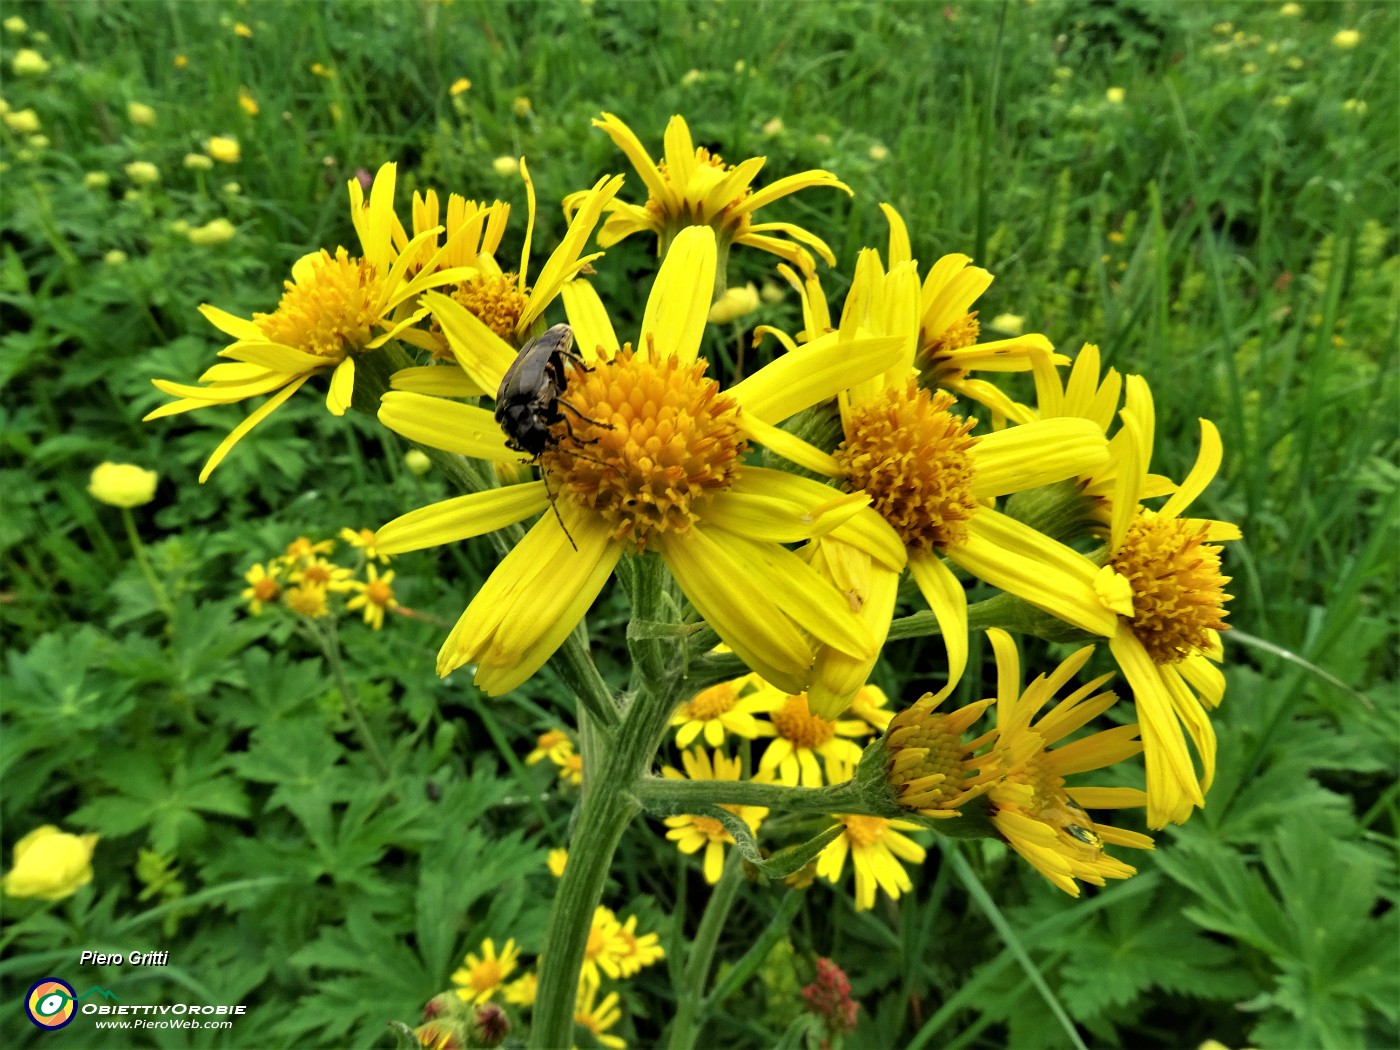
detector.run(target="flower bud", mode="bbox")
[3,825,98,900]
[88,462,158,508]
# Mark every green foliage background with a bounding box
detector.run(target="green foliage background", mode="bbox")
[1,1,1396,1048]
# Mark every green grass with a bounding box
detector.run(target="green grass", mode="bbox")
[2,2,1396,1048]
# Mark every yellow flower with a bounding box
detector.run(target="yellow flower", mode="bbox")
[238,86,259,116]
[491,155,518,176]
[525,729,574,766]
[311,62,335,79]
[1105,87,1125,104]
[558,753,584,786]
[752,689,872,786]
[346,564,398,629]
[375,225,904,696]
[241,562,282,615]
[184,153,214,171]
[547,848,568,877]
[205,135,240,163]
[661,748,767,883]
[979,629,1154,895]
[4,15,27,32]
[1278,2,1301,14]
[503,972,536,1007]
[146,163,469,481]
[707,282,760,324]
[990,312,1024,336]
[174,54,188,68]
[569,112,851,276]
[339,526,392,564]
[575,972,626,1049]
[284,582,329,619]
[288,555,354,593]
[512,96,532,117]
[2,108,39,133]
[280,536,335,566]
[451,938,519,1005]
[815,815,925,911]
[88,462,157,507]
[1332,29,1360,49]
[868,144,889,162]
[3,826,98,900]
[233,21,253,38]
[783,230,1117,715]
[104,250,127,266]
[670,674,767,747]
[449,77,472,95]
[127,101,156,127]
[612,912,665,977]
[84,171,110,189]
[581,906,628,985]
[187,218,236,245]
[125,161,160,186]
[12,48,50,76]
[884,691,997,816]
[404,448,432,476]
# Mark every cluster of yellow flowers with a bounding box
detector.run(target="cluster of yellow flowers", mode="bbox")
[241,530,400,629]
[415,873,663,1048]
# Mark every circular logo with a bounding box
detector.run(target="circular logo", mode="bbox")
[26,978,77,1030]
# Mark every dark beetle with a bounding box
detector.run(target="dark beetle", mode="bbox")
[495,323,577,456]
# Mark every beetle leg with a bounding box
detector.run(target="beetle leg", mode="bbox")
[557,398,614,433]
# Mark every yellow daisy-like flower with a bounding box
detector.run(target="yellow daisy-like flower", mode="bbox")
[580,906,628,986]
[661,748,767,883]
[145,163,474,481]
[612,913,665,977]
[568,112,851,277]
[575,972,626,1049]
[557,752,584,787]
[546,848,568,877]
[284,582,329,619]
[525,729,574,766]
[793,243,1119,716]
[669,673,767,747]
[345,564,398,630]
[451,937,519,1005]
[884,690,997,817]
[389,164,621,382]
[815,814,926,911]
[979,629,1154,896]
[1101,391,1238,828]
[241,562,282,615]
[751,689,872,787]
[339,526,392,564]
[279,536,334,567]
[845,683,895,731]
[287,555,354,593]
[374,225,906,695]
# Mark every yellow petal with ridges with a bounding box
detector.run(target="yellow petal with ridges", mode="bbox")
[198,374,313,482]
[640,225,715,365]
[325,357,354,417]
[969,417,1109,498]
[389,366,486,398]
[374,482,549,555]
[377,391,522,460]
[198,303,264,341]
[1161,419,1223,521]
[560,279,619,364]
[729,332,904,424]
[219,341,332,373]
[422,290,518,393]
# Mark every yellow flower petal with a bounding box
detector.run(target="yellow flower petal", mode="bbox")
[198,374,313,482]
[326,356,355,416]
[909,553,968,698]
[560,279,620,363]
[729,331,904,424]
[198,303,265,341]
[968,417,1109,498]
[639,225,715,365]
[375,483,551,554]
[421,290,518,393]
[377,391,523,460]
[388,366,487,398]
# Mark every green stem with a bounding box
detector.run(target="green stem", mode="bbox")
[315,619,392,782]
[120,507,174,623]
[637,774,864,816]
[667,849,745,1050]
[702,888,804,1013]
[529,682,678,1048]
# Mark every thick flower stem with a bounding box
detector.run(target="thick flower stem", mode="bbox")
[529,679,678,1048]
[667,848,745,1050]
[636,774,865,815]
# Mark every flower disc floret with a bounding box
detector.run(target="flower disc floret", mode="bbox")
[770,694,836,750]
[1110,513,1231,664]
[255,248,387,360]
[541,345,747,548]
[835,382,979,552]
[451,273,529,345]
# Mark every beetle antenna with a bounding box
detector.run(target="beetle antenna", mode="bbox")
[539,467,579,552]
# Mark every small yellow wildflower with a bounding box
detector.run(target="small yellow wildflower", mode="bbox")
[816,815,926,911]
[127,101,156,127]
[188,219,236,246]
[868,143,889,161]
[284,582,329,619]
[88,462,158,507]
[238,87,259,116]
[11,48,50,76]
[3,15,27,32]
[547,849,568,877]
[1278,2,1301,15]
[525,729,574,767]
[1105,87,1125,104]
[581,907,628,985]
[1332,29,1360,49]
[612,912,665,977]
[104,250,127,266]
[670,675,767,747]
[205,135,240,163]
[311,62,335,79]
[346,564,398,629]
[125,161,160,186]
[339,526,392,564]
[558,753,584,787]
[502,972,536,1007]
[4,109,40,133]
[281,536,335,565]
[451,938,519,1006]
[241,563,282,615]
[575,972,626,1049]
[404,449,432,476]
[511,96,532,117]
[184,153,214,171]
[491,155,518,176]
[3,826,98,900]
[84,171,110,189]
[708,282,760,324]
[661,748,767,883]
[449,77,472,95]
[753,689,873,786]
[233,21,253,38]
[174,54,188,68]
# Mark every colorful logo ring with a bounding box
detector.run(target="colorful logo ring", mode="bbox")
[26,978,77,1030]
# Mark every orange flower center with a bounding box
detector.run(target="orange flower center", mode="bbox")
[255,248,385,360]
[688,815,729,843]
[365,579,394,607]
[841,815,890,848]
[1110,513,1232,664]
[468,960,503,992]
[679,681,741,721]
[542,345,747,549]
[1007,760,1103,850]
[284,584,328,618]
[252,578,281,602]
[888,718,967,798]
[770,694,836,750]
[835,381,980,552]
[451,272,528,347]
[920,311,982,377]
[300,563,336,587]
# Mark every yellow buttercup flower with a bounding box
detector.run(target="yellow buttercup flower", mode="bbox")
[815,815,925,911]
[451,937,519,1005]
[146,163,472,481]
[580,906,628,985]
[978,629,1154,895]
[375,225,906,696]
[88,462,158,507]
[187,218,236,245]
[568,112,850,276]
[3,826,98,900]
[449,77,472,96]
[661,748,767,883]
[346,564,398,629]
[238,86,259,116]
[205,136,240,163]
[612,912,665,977]
[127,101,156,126]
